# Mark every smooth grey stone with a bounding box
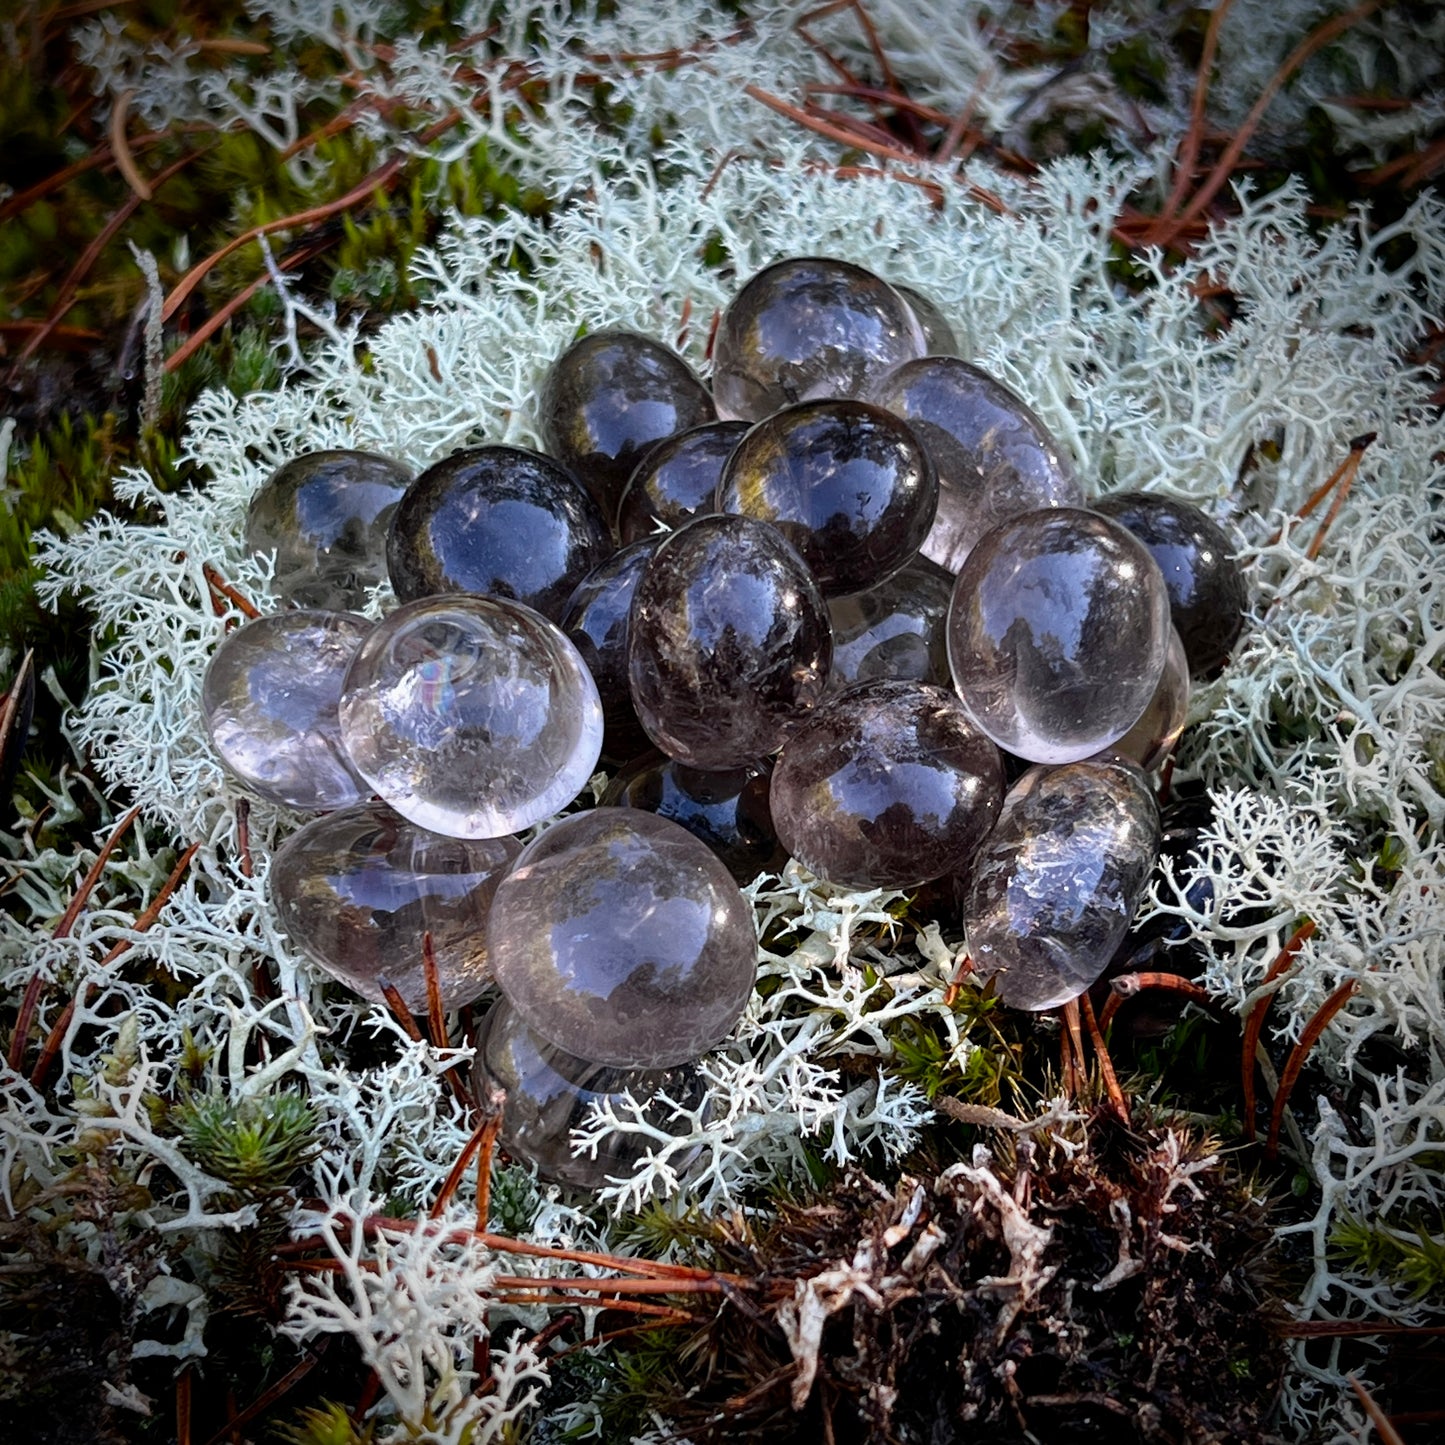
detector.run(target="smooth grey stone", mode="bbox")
[826,553,953,694]
[616,420,750,545]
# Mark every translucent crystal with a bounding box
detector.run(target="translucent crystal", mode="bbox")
[771,679,1003,888]
[946,508,1171,764]
[1099,626,1190,773]
[602,751,783,883]
[866,357,1083,572]
[201,609,371,810]
[561,538,659,761]
[712,256,926,421]
[716,399,937,597]
[539,330,716,521]
[244,449,412,610]
[487,809,758,1069]
[271,801,520,1011]
[827,553,953,694]
[963,757,1161,1011]
[386,446,610,622]
[1091,491,1248,676]
[474,1000,705,1189]
[615,420,749,545]
[893,283,960,355]
[338,595,602,838]
[627,513,832,770]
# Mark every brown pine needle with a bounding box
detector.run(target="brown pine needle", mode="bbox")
[199,1343,327,1445]
[202,563,261,620]
[1305,433,1375,562]
[1097,971,1214,1033]
[1061,998,1087,1096]
[422,931,447,1052]
[1080,992,1129,1123]
[1265,979,1359,1159]
[1348,1375,1407,1445]
[429,1116,493,1219]
[176,1366,193,1445]
[377,975,426,1043]
[108,89,152,201]
[1241,919,1316,1141]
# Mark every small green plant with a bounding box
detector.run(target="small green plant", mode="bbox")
[172,1088,318,1196]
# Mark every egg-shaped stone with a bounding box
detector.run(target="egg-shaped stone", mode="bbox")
[271,800,520,1011]
[716,399,936,597]
[561,538,659,761]
[1091,491,1247,676]
[245,449,413,610]
[1099,626,1190,773]
[540,330,716,521]
[963,757,1161,1011]
[712,257,926,421]
[628,513,832,770]
[893,283,960,355]
[827,553,953,694]
[615,420,750,545]
[338,595,602,838]
[771,679,1003,889]
[947,508,1172,764]
[386,446,610,622]
[866,357,1083,572]
[602,751,783,884]
[487,808,758,1068]
[473,1000,706,1189]
[201,609,371,810]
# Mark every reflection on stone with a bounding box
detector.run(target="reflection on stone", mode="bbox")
[487,809,757,1068]
[272,800,519,1010]
[616,420,749,544]
[827,553,953,694]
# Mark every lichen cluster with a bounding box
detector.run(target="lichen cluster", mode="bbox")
[4,3,1445,1441]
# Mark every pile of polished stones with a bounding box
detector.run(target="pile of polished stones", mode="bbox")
[202,257,1246,1188]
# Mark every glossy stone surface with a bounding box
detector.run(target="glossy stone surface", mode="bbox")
[947,508,1172,764]
[616,421,750,544]
[1091,491,1247,676]
[561,538,659,761]
[627,514,832,769]
[866,357,1083,572]
[487,809,758,1068]
[716,399,936,597]
[386,446,610,622]
[827,553,953,693]
[245,450,413,610]
[1100,626,1190,773]
[271,801,520,1011]
[540,330,716,520]
[771,680,1003,888]
[602,751,783,883]
[712,257,926,421]
[474,1001,705,1189]
[893,283,960,355]
[963,757,1161,1010]
[338,595,602,838]
[202,609,371,810]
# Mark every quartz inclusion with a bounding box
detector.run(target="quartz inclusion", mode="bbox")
[201,609,372,811]
[486,809,758,1069]
[947,508,1171,764]
[271,800,520,1011]
[963,757,1161,1011]
[338,594,602,838]
[474,999,705,1189]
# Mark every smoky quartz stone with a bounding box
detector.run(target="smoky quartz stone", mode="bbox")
[826,553,953,694]
[712,257,926,421]
[963,757,1161,1011]
[771,679,1003,889]
[271,800,519,1011]
[539,330,716,521]
[627,513,832,770]
[866,357,1083,573]
[473,1000,706,1190]
[615,420,750,545]
[602,751,784,884]
[893,283,960,355]
[244,449,413,610]
[201,609,372,811]
[386,446,610,622]
[1091,491,1248,677]
[486,809,758,1069]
